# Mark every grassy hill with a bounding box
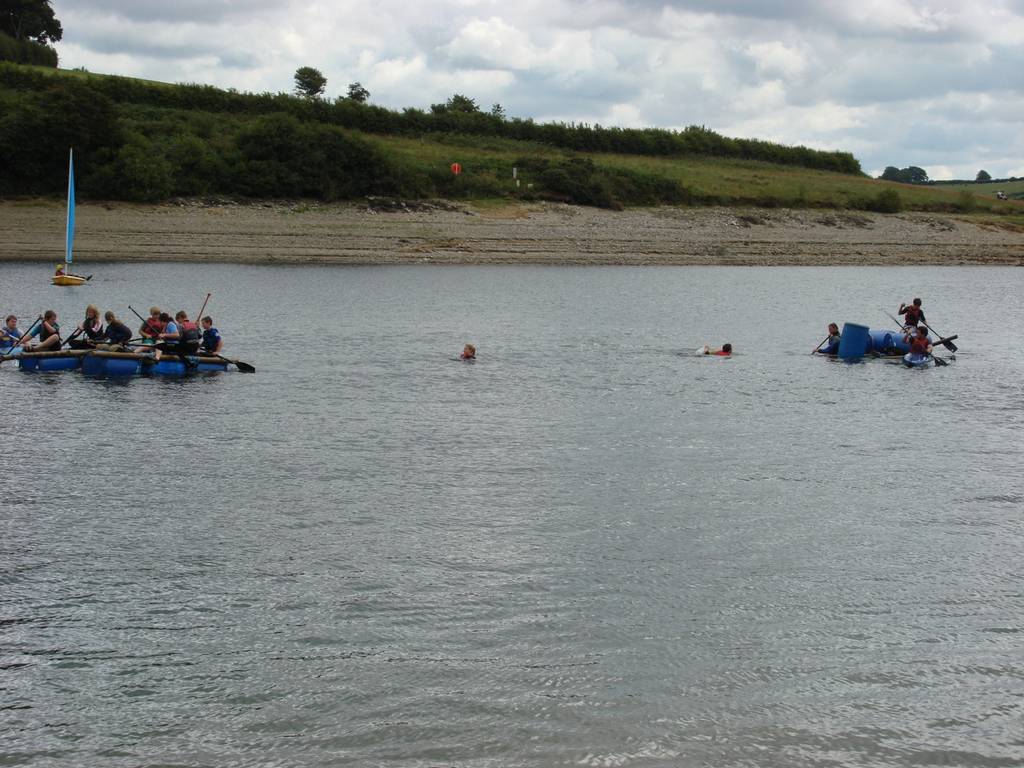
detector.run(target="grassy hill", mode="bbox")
[932,179,1024,199]
[2,61,1023,220]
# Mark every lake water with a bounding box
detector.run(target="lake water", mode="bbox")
[2,263,1023,768]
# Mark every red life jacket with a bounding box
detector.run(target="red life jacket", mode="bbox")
[713,350,731,356]
[143,318,164,337]
[910,335,930,355]
[178,321,200,343]
[902,305,922,325]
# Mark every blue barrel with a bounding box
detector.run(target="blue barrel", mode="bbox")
[890,332,912,354]
[868,329,898,355]
[838,323,871,359]
[196,360,228,372]
[19,355,81,371]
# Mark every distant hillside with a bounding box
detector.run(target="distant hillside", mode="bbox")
[932,178,1024,200]
[0,61,1021,217]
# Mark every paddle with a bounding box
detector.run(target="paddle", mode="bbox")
[213,355,255,373]
[812,335,829,354]
[61,321,90,349]
[120,342,253,372]
[196,292,211,324]
[922,321,958,352]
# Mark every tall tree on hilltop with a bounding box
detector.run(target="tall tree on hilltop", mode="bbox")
[431,94,480,114]
[975,169,991,182]
[346,82,369,103]
[294,67,326,99]
[1,0,62,43]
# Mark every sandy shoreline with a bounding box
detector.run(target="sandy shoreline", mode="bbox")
[1,199,1022,266]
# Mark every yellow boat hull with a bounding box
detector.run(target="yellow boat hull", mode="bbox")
[51,275,89,286]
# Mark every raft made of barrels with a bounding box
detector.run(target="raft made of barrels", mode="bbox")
[15,349,229,376]
[831,323,915,360]
[84,351,229,377]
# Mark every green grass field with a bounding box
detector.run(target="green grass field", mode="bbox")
[935,179,1024,198]
[372,133,1024,214]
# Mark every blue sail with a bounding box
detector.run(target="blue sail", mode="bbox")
[65,149,74,266]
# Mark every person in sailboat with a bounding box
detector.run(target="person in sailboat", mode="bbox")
[54,263,66,277]
[24,310,61,351]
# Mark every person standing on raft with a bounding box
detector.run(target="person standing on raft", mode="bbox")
[898,299,926,330]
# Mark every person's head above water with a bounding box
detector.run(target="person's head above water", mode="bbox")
[462,343,476,359]
[722,343,732,354]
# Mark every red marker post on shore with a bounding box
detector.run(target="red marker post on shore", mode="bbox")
[450,162,461,175]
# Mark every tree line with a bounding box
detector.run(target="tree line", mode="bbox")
[0,72,708,208]
[0,63,862,178]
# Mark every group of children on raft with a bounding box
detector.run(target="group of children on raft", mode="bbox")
[1,305,224,361]
[816,298,935,357]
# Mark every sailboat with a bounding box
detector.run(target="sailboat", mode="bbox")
[51,148,91,286]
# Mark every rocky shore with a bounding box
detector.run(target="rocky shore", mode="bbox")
[1,199,1022,266]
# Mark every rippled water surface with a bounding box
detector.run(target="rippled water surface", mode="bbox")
[2,263,1023,768]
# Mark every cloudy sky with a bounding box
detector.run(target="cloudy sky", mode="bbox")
[53,0,1024,179]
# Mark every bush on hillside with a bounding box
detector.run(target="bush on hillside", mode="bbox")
[864,189,902,213]
[0,80,119,195]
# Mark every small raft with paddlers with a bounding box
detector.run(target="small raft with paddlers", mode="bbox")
[4,348,251,376]
[814,322,958,366]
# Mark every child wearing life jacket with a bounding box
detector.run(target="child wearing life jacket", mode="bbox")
[898,298,926,329]
[702,343,732,356]
[905,326,932,356]
[200,316,223,356]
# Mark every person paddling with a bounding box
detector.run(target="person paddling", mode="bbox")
[904,325,933,357]
[102,311,133,347]
[69,304,104,349]
[701,343,732,356]
[817,323,841,354]
[898,298,926,330]
[138,306,164,344]
[1,315,22,350]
